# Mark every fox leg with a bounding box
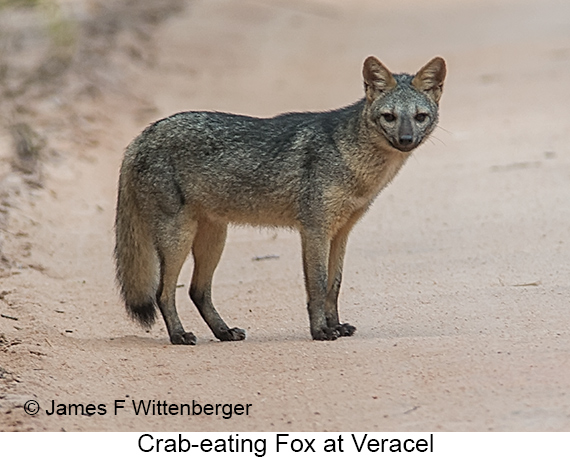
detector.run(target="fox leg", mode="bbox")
[300,227,339,341]
[325,211,366,337]
[156,220,197,345]
[326,229,356,337]
[189,218,245,342]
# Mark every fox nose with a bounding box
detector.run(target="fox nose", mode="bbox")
[399,134,413,146]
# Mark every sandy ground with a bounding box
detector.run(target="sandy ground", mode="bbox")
[0,0,569,432]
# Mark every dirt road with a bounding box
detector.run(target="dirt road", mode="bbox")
[0,0,569,431]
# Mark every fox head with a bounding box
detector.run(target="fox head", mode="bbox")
[362,56,446,153]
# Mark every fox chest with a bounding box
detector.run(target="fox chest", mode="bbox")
[327,152,409,233]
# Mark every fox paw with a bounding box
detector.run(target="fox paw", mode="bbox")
[336,323,356,337]
[312,327,340,341]
[170,332,197,345]
[219,327,246,342]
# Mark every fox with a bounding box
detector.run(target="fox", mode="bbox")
[114,56,446,345]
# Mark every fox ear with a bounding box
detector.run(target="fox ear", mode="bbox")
[412,57,446,103]
[363,56,397,103]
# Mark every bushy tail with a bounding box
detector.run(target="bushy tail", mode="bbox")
[114,157,159,328]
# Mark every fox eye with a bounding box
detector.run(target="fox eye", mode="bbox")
[381,113,396,123]
[415,113,428,122]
